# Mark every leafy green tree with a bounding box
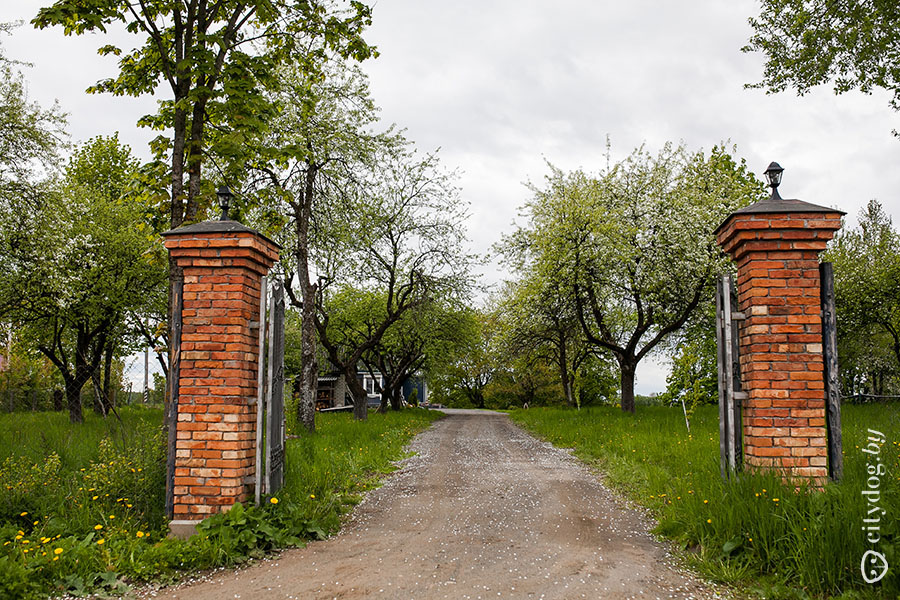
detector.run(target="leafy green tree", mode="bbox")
[494,272,593,408]
[824,199,900,395]
[362,299,473,411]
[33,1,378,400]
[744,1,900,134]
[430,310,497,409]
[509,144,762,412]
[0,137,167,423]
[0,25,66,208]
[33,0,376,230]
[659,300,719,425]
[246,57,398,432]
[313,150,473,420]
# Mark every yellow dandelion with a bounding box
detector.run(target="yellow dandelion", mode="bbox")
[94,524,103,530]
[703,500,709,504]
[53,556,59,561]
[97,538,105,545]
[270,497,279,505]
[92,495,99,500]
[310,494,315,499]
[707,519,712,524]
[19,511,27,517]
[136,531,144,538]
[109,515,115,519]
[773,498,780,502]
[126,504,132,508]
[54,548,63,555]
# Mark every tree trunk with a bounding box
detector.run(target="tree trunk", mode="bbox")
[52,389,64,412]
[65,376,84,424]
[295,168,319,433]
[298,292,317,432]
[345,368,368,421]
[619,358,636,414]
[379,388,390,413]
[389,384,403,411]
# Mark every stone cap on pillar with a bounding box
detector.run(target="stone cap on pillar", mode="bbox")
[715,195,845,261]
[162,220,281,272]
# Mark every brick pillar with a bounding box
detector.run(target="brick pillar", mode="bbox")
[716,198,843,484]
[162,221,279,534]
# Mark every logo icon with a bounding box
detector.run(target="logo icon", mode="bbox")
[861,550,889,584]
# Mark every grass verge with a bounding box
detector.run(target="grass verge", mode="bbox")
[0,405,442,598]
[510,404,899,599]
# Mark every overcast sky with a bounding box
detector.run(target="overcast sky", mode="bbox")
[2,1,898,394]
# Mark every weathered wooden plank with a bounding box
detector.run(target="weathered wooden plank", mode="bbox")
[254,277,268,505]
[266,279,286,496]
[165,276,184,519]
[820,262,843,481]
[715,276,728,479]
[729,278,743,471]
[722,275,738,473]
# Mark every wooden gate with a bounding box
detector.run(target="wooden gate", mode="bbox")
[254,276,286,503]
[716,274,746,477]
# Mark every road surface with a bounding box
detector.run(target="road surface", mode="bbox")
[150,409,722,599]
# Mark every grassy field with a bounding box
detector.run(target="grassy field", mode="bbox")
[0,405,443,598]
[511,403,900,599]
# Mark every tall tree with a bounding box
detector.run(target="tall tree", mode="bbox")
[246,58,395,432]
[824,199,900,395]
[33,0,378,402]
[314,150,472,420]
[0,24,66,208]
[0,136,167,423]
[509,144,762,412]
[494,276,592,408]
[744,1,900,135]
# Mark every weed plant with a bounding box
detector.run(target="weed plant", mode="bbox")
[511,404,899,599]
[0,405,442,598]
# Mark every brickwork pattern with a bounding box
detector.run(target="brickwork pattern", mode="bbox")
[163,230,279,518]
[717,212,842,483]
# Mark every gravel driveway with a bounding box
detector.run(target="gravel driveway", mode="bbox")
[152,409,723,600]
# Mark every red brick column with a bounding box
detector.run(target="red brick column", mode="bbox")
[717,206,842,483]
[162,222,279,533]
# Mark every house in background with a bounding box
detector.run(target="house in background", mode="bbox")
[315,370,427,410]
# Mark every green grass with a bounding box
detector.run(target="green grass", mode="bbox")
[0,405,165,470]
[511,404,900,599]
[0,405,443,598]
[281,409,445,532]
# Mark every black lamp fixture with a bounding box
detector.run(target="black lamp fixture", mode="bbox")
[764,161,784,200]
[216,185,234,221]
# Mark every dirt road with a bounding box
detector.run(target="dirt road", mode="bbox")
[153,409,721,599]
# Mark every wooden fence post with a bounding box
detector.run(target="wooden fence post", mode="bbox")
[820,262,843,481]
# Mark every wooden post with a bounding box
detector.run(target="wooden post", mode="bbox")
[254,278,268,506]
[164,277,183,518]
[716,277,727,478]
[820,262,843,481]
